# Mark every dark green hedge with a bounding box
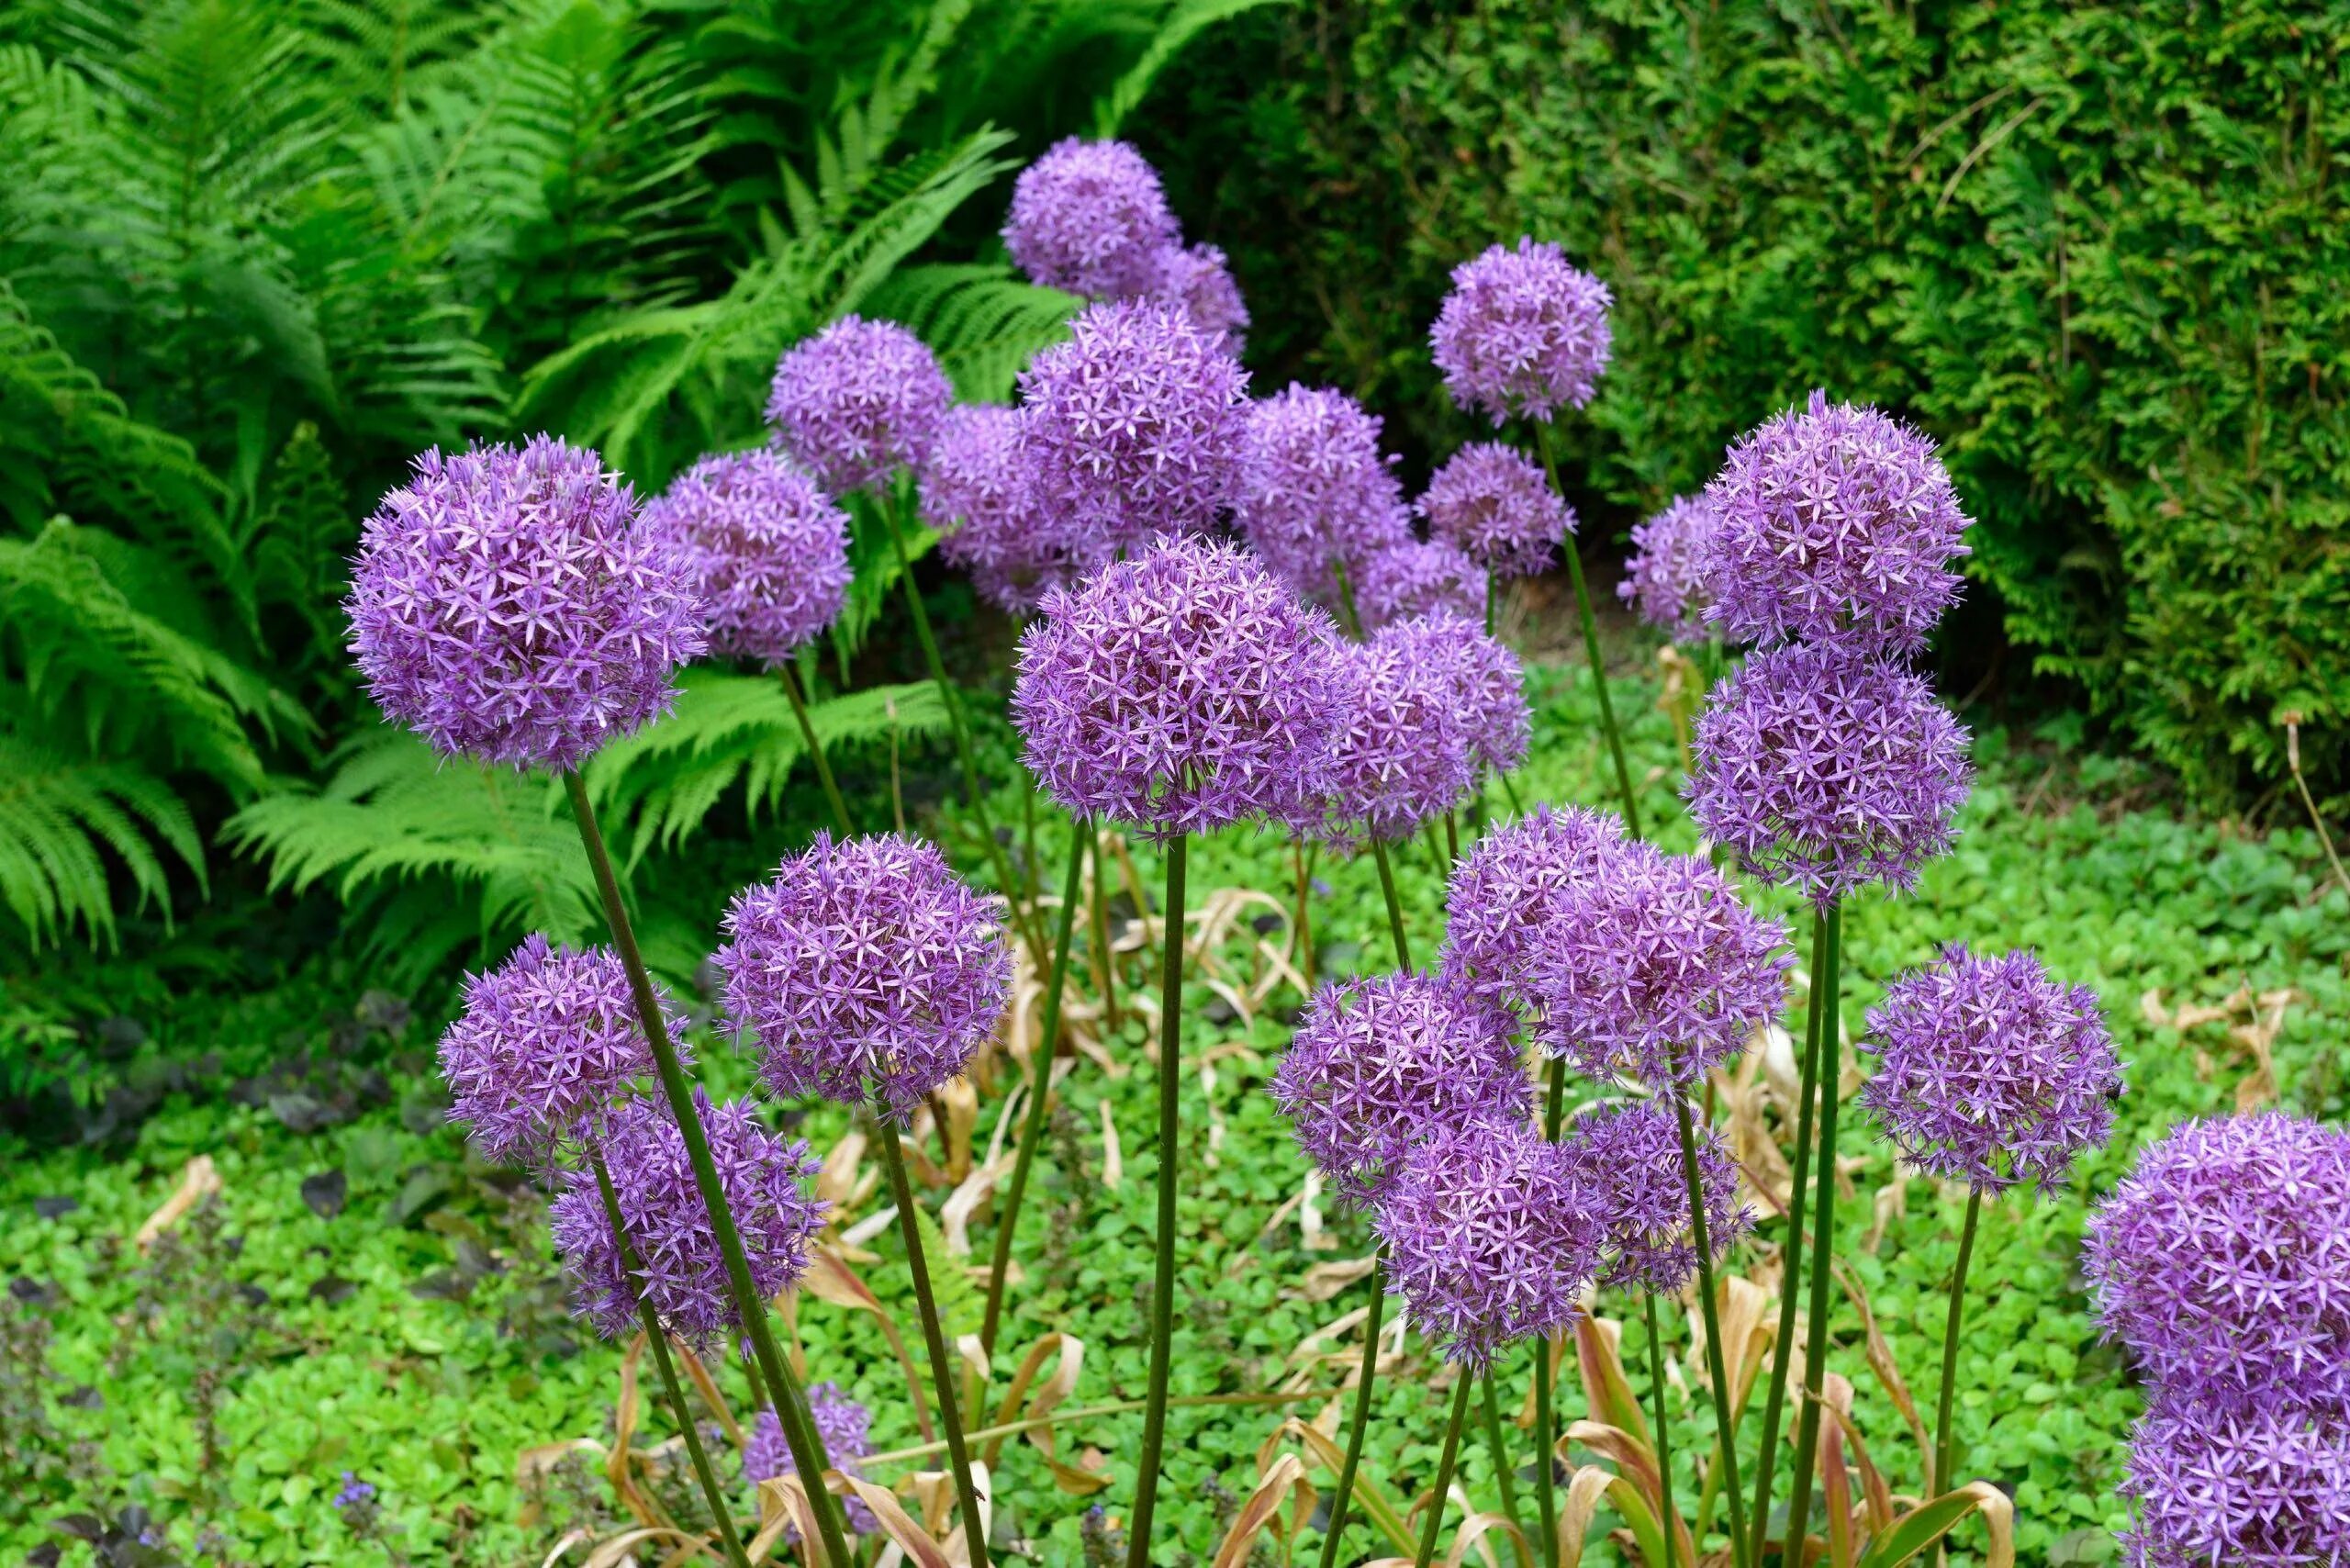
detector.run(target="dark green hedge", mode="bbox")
[1143,0,2350,802]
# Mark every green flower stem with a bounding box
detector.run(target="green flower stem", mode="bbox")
[1746,905,1832,1568]
[1370,838,1413,969]
[1497,769,1525,818]
[1674,1091,1749,1568]
[1331,560,1367,640]
[562,774,855,1568]
[1533,1053,1568,1567]
[1532,423,1641,840]
[980,829,1088,1356]
[1091,828,1123,1033]
[1444,812,1460,869]
[1645,1294,1678,1568]
[1478,1368,1524,1541]
[1486,566,1498,636]
[1125,833,1190,1567]
[875,1116,992,1566]
[1315,1257,1388,1568]
[778,661,852,836]
[1783,903,1846,1559]
[1928,1187,1986,1568]
[1414,1373,1476,1568]
[589,1153,753,1568]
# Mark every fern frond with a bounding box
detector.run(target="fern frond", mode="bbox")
[0,728,204,950]
[1090,0,1292,136]
[865,263,1077,402]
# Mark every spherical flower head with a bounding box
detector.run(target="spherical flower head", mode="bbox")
[1234,385,1412,607]
[549,1092,824,1345]
[1617,495,1718,644]
[1012,537,1340,839]
[1702,391,1973,655]
[1390,611,1529,775]
[1270,971,1531,1207]
[1017,298,1249,549]
[1153,241,1250,346]
[643,450,849,666]
[1563,1099,1749,1294]
[2120,1394,2350,1568]
[1686,643,1972,907]
[1439,806,1628,1011]
[1355,537,1488,631]
[1528,842,1791,1089]
[438,934,686,1164]
[2085,1113,2350,1415]
[348,436,705,770]
[1857,945,2121,1194]
[718,833,1012,1125]
[919,405,1086,613]
[1375,1119,1599,1368]
[743,1383,878,1534]
[1002,138,1180,300]
[1419,442,1568,578]
[1430,238,1612,425]
[764,316,952,494]
[1289,625,1477,847]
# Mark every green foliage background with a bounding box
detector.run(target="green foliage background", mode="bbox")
[1136,0,2350,804]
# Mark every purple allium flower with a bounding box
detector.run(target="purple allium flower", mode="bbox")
[1232,386,1412,608]
[1012,537,1340,839]
[1685,643,1972,907]
[717,833,1012,1125]
[1389,612,1529,776]
[347,437,706,771]
[1354,537,1488,632]
[1857,946,2121,1194]
[1374,1119,1600,1368]
[437,934,684,1164]
[1528,842,1791,1089]
[1429,238,1612,426]
[1438,805,1628,1011]
[1270,971,1530,1208]
[919,405,1085,614]
[764,316,953,494]
[1562,1099,1749,1294]
[743,1383,878,1533]
[2085,1114,2350,1416]
[1288,624,1477,848]
[1003,138,1180,300]
[1418,442,1569,579]
[1153,241,1249,346]
[549,1091,825,1345]
[1617,495,1719,644]
[1702,391,1973,655]
[2120,1393,2350,1568]
[1017,298,1249,549]
[643,450,850,666]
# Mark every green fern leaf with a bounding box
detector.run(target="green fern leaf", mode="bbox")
[0,728,203,950]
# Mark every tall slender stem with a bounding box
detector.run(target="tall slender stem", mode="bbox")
[1929,1187,1985,1567]
[1747,907,1830,1568]
[1498,770,1525,818]
[1783,904,1845,1558]
[1478,1369,1523,1541]
[778,661,852,836]
[1533,1054,1569,1566]
[981,831,1087,1354]
[876,1118,992,1566]
[1090,828,1122,1033]
[1414,1374,1476,1568]
[1330,560,1366,640]
[562,775,854,1567]
[1444,812,1460,869]
[1645,1294,1678,1568]
[1532,423,1640,840]
[1674,1092,1748,1568]
[1315,1259,1388,1568]
[1485,566,1498,637]
[1125,834,1190,1566]
[589,1154,753,1568]
[1369,838,1413,970]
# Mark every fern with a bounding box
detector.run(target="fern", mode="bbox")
[1088,0,1291,136]
[0,730,203,950]
[864,263,1076,402]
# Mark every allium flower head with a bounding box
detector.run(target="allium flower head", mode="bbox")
[744,1384,878,1534]
[1617,495,1718,644]
[1017,298,1249,548]
[1528,842,1791,1088]
[1439,806,1628,1011]
[1563,1099,1749,1294]
[1430,238,1612,425]
[643,449,849,665]
[1003,138,1179,300]
[348,436,705,771]
[919,404,1086,613]
[1154,241,1249,346]
[1375,1119,1600,1368]
[1233,385,1411,606]
[1686,643,1972,907]
[718,833,1012,1125]
[1702,391,1972,655]
[2120,1394,2350,1568]
[1289,624,1476,847]
[765,316,952,494]
[550,1092,824,1344]
[1012,537,1340,838]
[2086,1113,2350,1415]
[1390,611,1529,776]
[1270,971,1529,1207]
[438,934,683,1164]
[1419,442,1569,578]
[1355,537,1487,631]
[1858,946,2120,1193]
